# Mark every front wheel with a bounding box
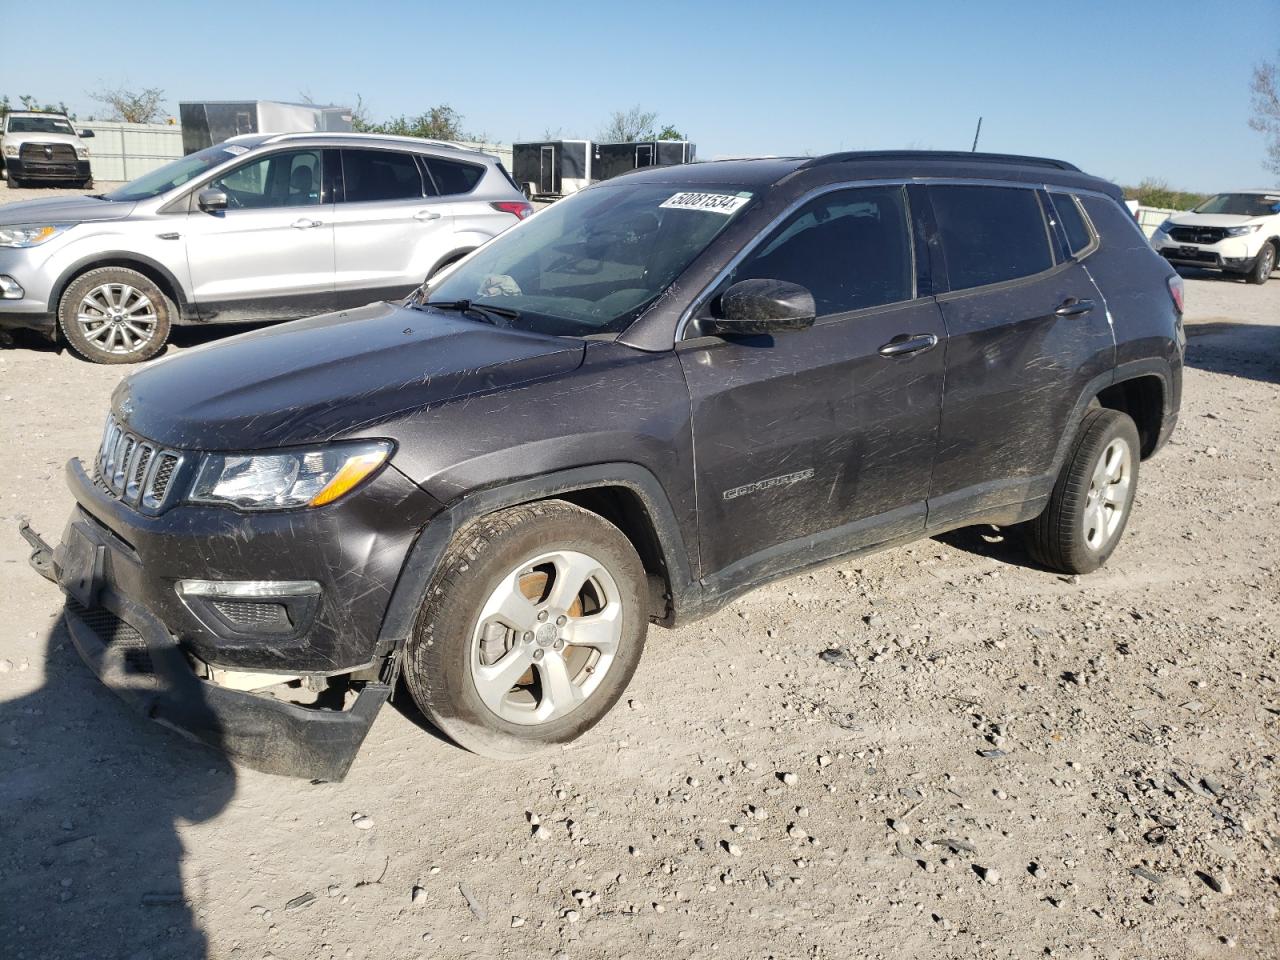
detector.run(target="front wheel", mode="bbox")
[57,266,173,364]
[1023,408,1140,574]
[403,500,649,758]
[1247,243,1275,285]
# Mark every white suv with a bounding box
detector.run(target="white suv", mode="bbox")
[1151,190,1280,285]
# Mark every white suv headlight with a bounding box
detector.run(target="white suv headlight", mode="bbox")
[190,441,393,510]
[1224,224,1262,237]
[0,224,70,248]
[75,147,90,160]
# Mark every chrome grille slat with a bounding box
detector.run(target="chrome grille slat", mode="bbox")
[94,414,184,512]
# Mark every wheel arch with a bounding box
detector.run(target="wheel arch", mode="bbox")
[377,464,700,652]
[51,253,194,334]
[1095,372,1166,458]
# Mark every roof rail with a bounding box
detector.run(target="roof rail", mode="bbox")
[259,131,489,154]
[801,150,1081,172]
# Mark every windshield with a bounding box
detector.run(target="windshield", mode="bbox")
[1192,192,1280,217]
[103,144,247,202]
[426,183,755,336]
[6,115,76,135]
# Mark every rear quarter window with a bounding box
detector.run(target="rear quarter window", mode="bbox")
[930,185,1054,290]
[425,157,485,196]
[1049,193,1094,257]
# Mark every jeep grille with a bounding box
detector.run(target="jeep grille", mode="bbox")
[94,414,184,512]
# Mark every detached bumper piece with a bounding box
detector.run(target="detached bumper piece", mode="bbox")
[20,519,390,781]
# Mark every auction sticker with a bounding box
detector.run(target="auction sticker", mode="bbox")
[660,192,750,215]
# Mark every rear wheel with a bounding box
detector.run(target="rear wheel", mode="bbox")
[1023,408,1140,574]
[1247,242,1275,285]
[403,500,648,758]
[58,266,172,364]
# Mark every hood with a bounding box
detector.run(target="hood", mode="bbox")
[1164,212,1261,228]
[0,194,137,226]
[3,131,82,149]
[112,301,587,450]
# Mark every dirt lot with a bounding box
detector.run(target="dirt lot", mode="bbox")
[1,180,1278,960]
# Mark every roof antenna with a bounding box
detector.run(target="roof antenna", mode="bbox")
[971,117,983,152]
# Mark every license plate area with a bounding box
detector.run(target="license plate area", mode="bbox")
[60,523,105,608]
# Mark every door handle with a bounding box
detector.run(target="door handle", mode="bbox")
[291,218,323,229]
[878,333,939,358]
[414,210,442,221]
[1054,298,1095,317]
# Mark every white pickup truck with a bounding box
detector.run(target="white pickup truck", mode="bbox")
[0,111,94,189]
[1151,190,1280,285]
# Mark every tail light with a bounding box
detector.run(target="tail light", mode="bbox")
[491,201,533,220]
[1167,274,1184,313]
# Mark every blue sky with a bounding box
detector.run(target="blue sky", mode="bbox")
[4,0,1277,191]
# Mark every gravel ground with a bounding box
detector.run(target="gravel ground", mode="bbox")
[1,180,1278,960]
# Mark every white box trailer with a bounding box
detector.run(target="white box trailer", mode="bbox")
[179,100,353,154]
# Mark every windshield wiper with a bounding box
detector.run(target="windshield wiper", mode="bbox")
[423,299,521,324]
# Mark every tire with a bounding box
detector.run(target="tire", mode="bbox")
[79,178,94,190]
[1023,408,1141,574]
[403,499,649,758]
[57,266,172,364]
[1247,242,1275,285]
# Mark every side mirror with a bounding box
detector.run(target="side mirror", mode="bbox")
[78,129,95,139]
[706,278,816,336]
[197,188,228,212]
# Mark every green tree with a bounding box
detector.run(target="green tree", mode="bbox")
[1123,178,1208,211]
[355,104,468,141]
[1,94,73,119]
[1250,53,1280,175]
[657,124,685,141]
[599,106,658,142]
[90,86,165,123]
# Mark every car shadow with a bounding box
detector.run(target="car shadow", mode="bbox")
[0,614,235,959]
[2,321,275,360]
[932,523,1056,572]
[1184,320,1280,385]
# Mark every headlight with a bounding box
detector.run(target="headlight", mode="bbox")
[1224,224,1262,237]
[76,147,90,159]
[189,440,393,510]
[0,224,70,248]
[2,145,17,158]
[1157,220,1176,235]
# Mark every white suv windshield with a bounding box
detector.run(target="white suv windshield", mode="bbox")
[1193,193,1280,217]
[7,116,75,135]
[425,183,755,336]
[104,145,248,202]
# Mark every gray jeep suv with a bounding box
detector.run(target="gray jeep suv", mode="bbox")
[22,151,1184,779]
[0,132,531,362]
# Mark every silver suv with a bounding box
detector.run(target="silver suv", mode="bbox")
[0,132,532,363]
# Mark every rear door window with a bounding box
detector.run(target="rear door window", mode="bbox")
[340,149,424,202]
[929,185,1054,290]
[424,157,485,196]
[729,185,914,316]
[1048,193,1094,257]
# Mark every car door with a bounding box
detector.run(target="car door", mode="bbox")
[331,148,450,308]
[183,148,336,322]
[678,184,947,586]
[924,183,1114,527]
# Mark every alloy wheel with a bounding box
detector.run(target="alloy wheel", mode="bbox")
[469,549,623,725]
[77,283,159,355]
[1082,437,1132,550]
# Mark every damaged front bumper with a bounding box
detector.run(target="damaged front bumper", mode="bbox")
[14,451,443,780]
[21,517,390,780]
